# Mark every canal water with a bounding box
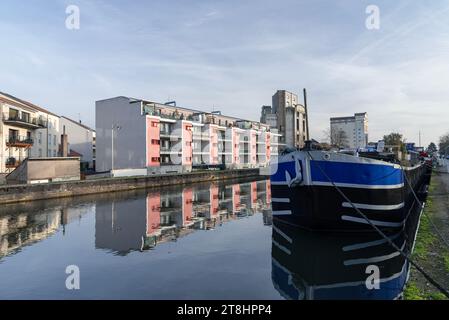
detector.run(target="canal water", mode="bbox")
[0,177,418,300]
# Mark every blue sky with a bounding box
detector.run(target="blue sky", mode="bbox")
[1,0,449,146]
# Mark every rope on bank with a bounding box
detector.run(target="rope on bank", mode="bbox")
[306,151,449,299]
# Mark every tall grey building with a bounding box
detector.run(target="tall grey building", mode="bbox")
[260,90,308,149]
[330,112,368,149]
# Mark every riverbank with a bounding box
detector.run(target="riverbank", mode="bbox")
[0,168,264,205]
[404,171,449,300]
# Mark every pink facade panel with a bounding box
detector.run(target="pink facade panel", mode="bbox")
[182,122,193,166]
[146,193,161,236]
[209,125,219,165]
[232,184,241,213]
[265,132,271,164]
[250,131,257,165]
[210,185,219,218]
[182,188,193,226]
[251,182,257,208]
[232,128,240,165]
[146,117,161,167]
[266,180,271,204]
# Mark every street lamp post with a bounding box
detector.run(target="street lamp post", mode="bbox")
[111,124,121,173]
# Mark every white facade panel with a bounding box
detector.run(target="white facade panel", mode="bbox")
[95,97,147,172]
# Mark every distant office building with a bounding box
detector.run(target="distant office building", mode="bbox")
[330,112,368,149]
[96,96,281,175]
[260,90,308,149]
[59,116,95,170]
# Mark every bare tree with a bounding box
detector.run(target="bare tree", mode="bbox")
[323,128,349,149]
[439,133,449,155]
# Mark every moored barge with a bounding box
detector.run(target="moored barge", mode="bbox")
[269,147,430,232]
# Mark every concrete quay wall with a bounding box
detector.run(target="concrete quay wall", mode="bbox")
[0,169,263,204]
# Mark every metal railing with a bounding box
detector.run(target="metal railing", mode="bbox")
[5,157,22,167]
[3,113,47,127]
[6,136,34,145]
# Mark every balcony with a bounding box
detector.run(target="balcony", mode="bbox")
[5,157,22,169]
[6,136,34,148]
[3,113,47,129]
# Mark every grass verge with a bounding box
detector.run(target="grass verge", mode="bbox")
[403,175,449,300]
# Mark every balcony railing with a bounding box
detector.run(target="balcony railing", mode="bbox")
[5,157,22,168]
[160,146,172,152]
[6,136,34,147]
[3,113,47,128]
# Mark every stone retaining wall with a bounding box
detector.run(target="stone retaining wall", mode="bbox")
[0,169,263,204]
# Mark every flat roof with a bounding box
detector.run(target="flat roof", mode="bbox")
[105,96,267,126]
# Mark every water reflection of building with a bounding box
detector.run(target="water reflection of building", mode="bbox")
[95,180,272,255]
[0,205,91,259]
[271,207,421,300]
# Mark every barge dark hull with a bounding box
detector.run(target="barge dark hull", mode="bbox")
[271,154,430,232]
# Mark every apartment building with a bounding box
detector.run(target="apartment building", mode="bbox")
[96,96,280,175]
[330,112,368,149]
[59,116,95,170]
[0,92,60,174]
[260,90,308,149]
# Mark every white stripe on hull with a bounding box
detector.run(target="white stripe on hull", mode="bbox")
[271,181,405,189]
[343,242,405,266]
[272,210,292,216]
[272,198,291,203]
[341,215,405,227]
[342,232,402,252]
[342,202,404,211]
[273,225,293,243]
[272,240,291,255]
[312,181,404,190]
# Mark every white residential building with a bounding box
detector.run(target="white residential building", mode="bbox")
[330,112,368,149]
[59,116,95,169]
[0,92,61,174]
[96,96,280,175]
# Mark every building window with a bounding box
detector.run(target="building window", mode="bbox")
[38,132,42,144]
[151,139,160,145]
[151,157,160,162]
[9,108,19,119]
[48,134,51,145]
[54,135,57,146]
[186,141,191,146]
[39,149,42,157]
[151,122,158,127]
[53,150,57,157]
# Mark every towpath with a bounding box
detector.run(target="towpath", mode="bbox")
[404,166,449,300]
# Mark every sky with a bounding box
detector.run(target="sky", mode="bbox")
[1,0,449,146]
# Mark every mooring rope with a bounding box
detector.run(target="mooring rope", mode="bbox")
[401,165,449,250]
[305,151,449,298]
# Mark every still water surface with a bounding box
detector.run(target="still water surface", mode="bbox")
[0,178,416,300]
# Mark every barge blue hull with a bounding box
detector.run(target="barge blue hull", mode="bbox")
[270,151,430,232]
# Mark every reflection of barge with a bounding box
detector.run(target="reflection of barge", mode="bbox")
[270,149,430,231]
[271,205,421,300]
